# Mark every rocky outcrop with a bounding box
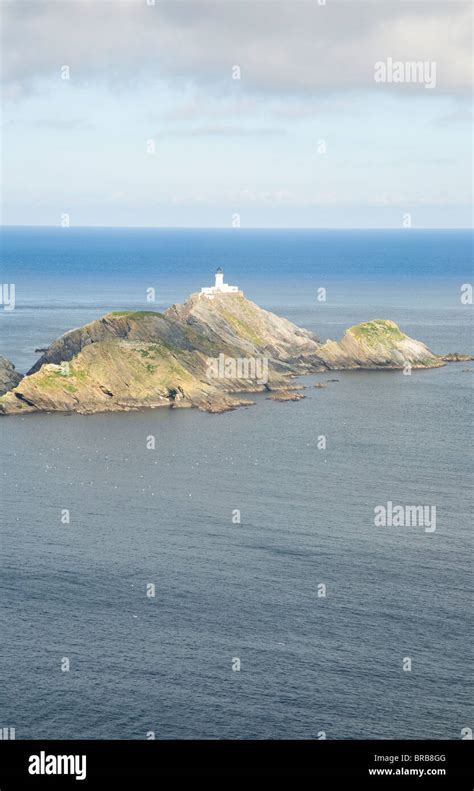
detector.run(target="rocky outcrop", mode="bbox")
[0,356,23,396]
[267,391,305,402]
[440,352,474,362]
[317,320,442,370]
[0,295,467,417]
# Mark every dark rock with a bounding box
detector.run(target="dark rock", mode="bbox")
[0,356,23,396]
[440,352,474,362]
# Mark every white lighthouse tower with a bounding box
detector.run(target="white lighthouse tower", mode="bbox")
[200,268,241,299]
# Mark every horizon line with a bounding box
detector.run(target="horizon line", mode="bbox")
[1,224,473,232]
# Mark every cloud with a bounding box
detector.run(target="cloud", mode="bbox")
[156,124,285,138]
[433,108,473,125]
[158,95,358,123]
[2,0,472,99]
[167,187,298,207]
[160,96,261,122]
[5,117,94,130]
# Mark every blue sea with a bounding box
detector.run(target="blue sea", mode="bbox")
[0,228,472,739]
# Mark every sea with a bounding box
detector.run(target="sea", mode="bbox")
[0,227,472,740]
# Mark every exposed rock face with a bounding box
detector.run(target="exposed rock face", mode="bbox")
[165,292,325,373]
[317,320,442,370]
[1,336,277,415]
[27,311,218,375]
[0,294,464,417]
[0,356,23,396]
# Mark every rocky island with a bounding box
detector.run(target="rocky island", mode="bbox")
[0,271,470,416]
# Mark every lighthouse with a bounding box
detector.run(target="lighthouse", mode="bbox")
[215,267,224,289]
[200,268,241,298]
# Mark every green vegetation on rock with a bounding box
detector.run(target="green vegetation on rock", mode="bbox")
[219,309,264,347]
[349,320,405,346]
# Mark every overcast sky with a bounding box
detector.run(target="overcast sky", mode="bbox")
[1,0,472,228]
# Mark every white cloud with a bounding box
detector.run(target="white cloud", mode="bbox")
[2,0,472,99]
[156,123,285,138]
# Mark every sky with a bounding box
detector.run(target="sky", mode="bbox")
[1,0,472,228]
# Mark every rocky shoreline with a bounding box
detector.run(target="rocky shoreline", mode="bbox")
[0,292,472,416]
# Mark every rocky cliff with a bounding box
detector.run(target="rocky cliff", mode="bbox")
[0,292,462,416]
[165,292,324,372]
[0,356,23,396]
